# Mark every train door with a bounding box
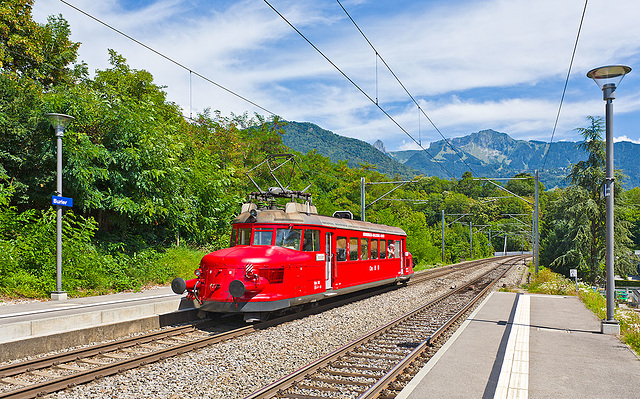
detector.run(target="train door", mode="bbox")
[398,239,404,274]
[325,232,333,290]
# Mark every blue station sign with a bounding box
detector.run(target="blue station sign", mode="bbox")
[52,196,73,207]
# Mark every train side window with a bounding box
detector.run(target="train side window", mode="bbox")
[302,229,321,252]
[337,237,347,261]
[253,228,274,245]
[275,228,302,250]
[395,240,401,258]
[349,237,359,261]
[361,238,369,261]
[387,240,395,258]
[380,240,387,259]
[371,239,378,260]
[238,228,251,245]
[230,228,237,247]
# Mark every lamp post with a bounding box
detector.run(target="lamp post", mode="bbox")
[45,113,75,301]
[586,65,631,335]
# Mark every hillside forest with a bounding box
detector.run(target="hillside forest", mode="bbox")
[1,2,639,298]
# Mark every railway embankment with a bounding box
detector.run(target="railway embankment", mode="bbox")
[0,288,196,363]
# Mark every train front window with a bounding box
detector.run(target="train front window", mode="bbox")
[253,228,274,245]
[302,229,321,252]
[337,237,347,261]
[230,229,237,247]
[275,228,302,250]
[238,228,251,245]
[349,238,359,261]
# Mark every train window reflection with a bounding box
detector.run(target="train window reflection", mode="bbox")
[275,228,302,250]
[349,237,359,261]
[371,239,378,260]
[253,229,273,245]
[394,240,401,258]
[337,237,347,261]
[302,229,321,252]
[361,238,369,261]
[380,240,387,259]
[238,228,251,245]
[230,228,237,247]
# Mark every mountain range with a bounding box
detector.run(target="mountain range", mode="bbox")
[280,121,640,189]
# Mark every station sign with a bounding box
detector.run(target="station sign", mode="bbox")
[52,196,73,207]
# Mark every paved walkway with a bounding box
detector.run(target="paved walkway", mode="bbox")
[0,288,193,362]
[397,292,640,399]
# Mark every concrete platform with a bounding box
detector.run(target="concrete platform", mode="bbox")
[398,292,640,399]
[0,288,194,362]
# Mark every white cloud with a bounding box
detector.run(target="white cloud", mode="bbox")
[31,0,640,154]
[614,135,640,144]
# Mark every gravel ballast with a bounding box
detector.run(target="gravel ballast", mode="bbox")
[44,260,525,399]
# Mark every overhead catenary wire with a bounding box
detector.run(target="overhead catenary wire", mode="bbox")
[59,0,455,179]
[336,0,477,177]
[2,42,264,133]
[58,0,277,117]
[541,0,589,172]
[263,0,456,180]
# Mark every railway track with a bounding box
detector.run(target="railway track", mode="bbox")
[0,256,522,399]
[242,256,523,399]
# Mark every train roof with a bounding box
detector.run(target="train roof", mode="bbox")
[233,202,406,236]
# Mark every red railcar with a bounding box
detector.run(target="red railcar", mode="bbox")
[172,196,413,321]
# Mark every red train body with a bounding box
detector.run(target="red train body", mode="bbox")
[173,200,413,320]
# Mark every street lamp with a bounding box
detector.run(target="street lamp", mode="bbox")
[44,113,75,301]
[587,65,631,335]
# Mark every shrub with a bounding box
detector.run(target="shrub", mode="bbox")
[527,267,576,295]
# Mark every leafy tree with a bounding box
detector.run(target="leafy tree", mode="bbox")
[1,0,83,86]
[504,172,544,197]
[623,187,640,250]
[541,116,635,282]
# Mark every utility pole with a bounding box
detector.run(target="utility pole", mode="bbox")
[441,209,445,263]
[469,222,473,259]
[534,169,539,274]
[503,234,508,255]
[361,177,365,222]
[587,64,631,335]
[45,113,74,301]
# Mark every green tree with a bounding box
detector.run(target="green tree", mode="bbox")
[1,0,83,86]
[504,172,543,197]
[541,116,635,282]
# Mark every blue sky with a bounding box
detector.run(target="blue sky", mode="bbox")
[33,0,640,151]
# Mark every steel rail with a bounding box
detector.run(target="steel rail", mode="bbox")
[357,260,514,399]
[242,256,523,399]
[0,257,514,399]
[0,324,199,379]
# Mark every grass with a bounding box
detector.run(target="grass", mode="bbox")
[527,268,577,295]
[527,266,640,356]
[150,245,207,282]
[413,262,440,272]
[0,245,208,300]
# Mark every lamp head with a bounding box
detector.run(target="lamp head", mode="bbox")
[44,113,75,137]
[587,65,631,90]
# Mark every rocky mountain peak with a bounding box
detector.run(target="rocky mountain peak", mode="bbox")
[373,140,387,154]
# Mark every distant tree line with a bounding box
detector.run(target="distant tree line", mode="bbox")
[1,2,638,297]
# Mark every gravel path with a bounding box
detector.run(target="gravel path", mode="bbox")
[46,260,526,399]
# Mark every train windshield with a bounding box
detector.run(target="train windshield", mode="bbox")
[275,228,302,250]
[238,228,251,245]
[253,228,274,245]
